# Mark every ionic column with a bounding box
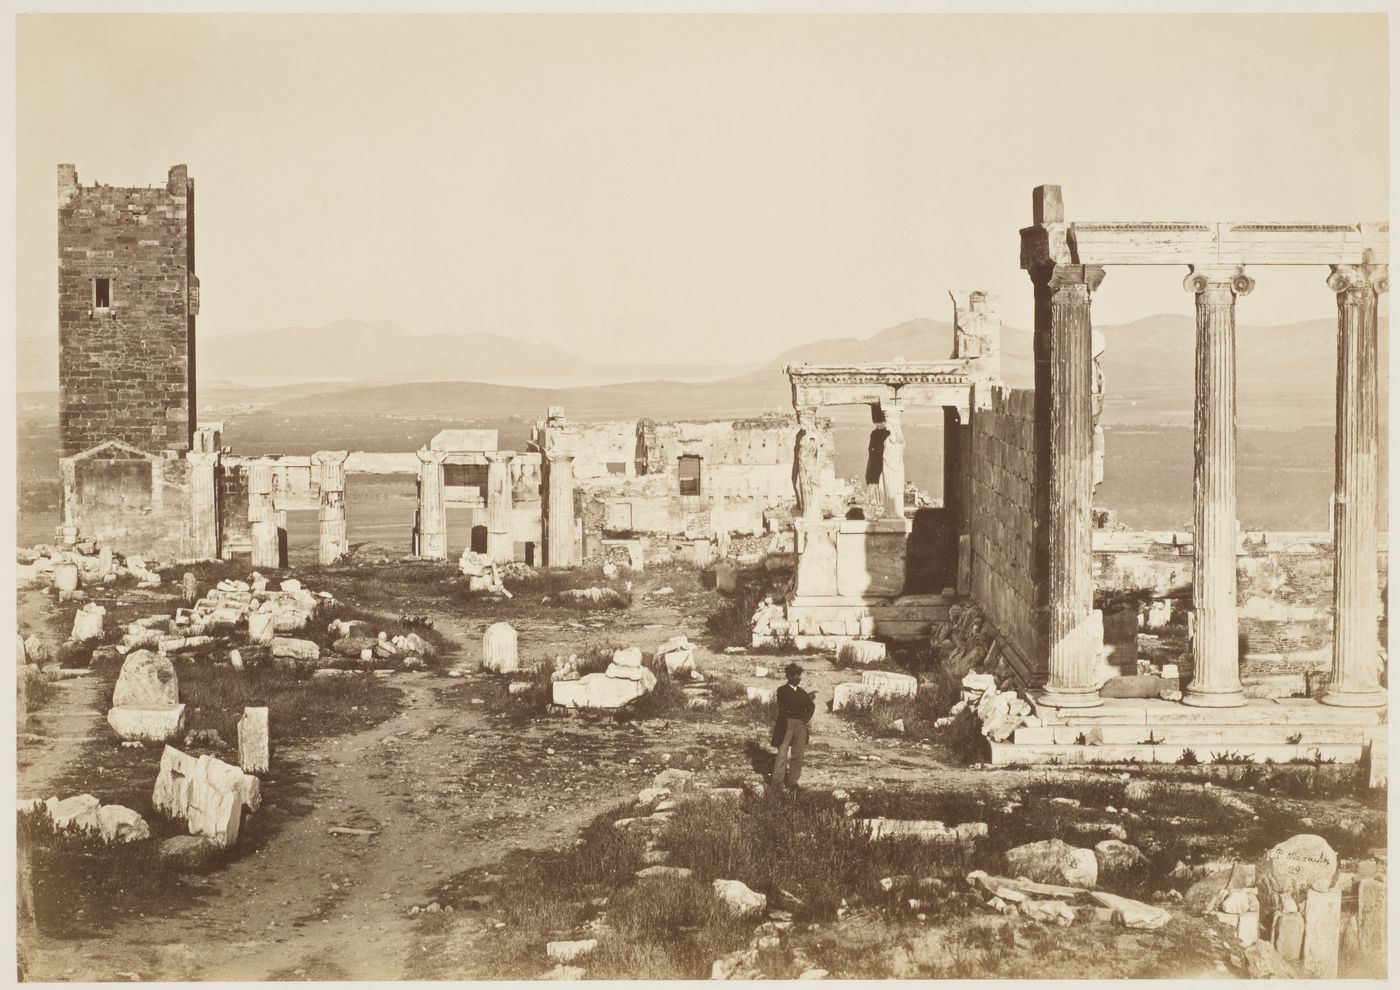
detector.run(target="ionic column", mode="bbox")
[486,451,515,564]
[314,450,349,566]
[1031,263,1105,708]
[414,448,448,561]
[187,450,220,560]
[543,454,576,567]
[878,399,907,519]
[1183,266,1252,708]
[1322,264,1387,707]
[793,406,823,521]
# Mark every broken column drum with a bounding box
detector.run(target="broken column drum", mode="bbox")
[414,447,448,561]
[1031,260,1105,709]
[315,450,349,566]
[1182,265,1252,709]
[1322,263,1387,707]
[486,451,514,564]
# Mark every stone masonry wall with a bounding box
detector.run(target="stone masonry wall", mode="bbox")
[968,387,1040,676]
[58,165,196,457]
[63,452,193,560]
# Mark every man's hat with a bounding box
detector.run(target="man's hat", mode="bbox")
[784,662,804,676]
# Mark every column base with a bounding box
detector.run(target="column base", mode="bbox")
[1181,684,1247,708]
[1319,687,1388,708]
[1035,686,1103,709]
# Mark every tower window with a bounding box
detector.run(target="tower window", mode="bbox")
[94,278,111,309]
[678,455,702,496]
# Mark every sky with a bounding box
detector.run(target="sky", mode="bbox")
[14,12,1390,365]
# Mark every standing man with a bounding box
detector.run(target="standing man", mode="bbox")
[771,662,816,791]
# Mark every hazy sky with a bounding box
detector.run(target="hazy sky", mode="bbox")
[16,13,1389,364]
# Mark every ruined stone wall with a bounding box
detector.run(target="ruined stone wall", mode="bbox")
[62,451,193,559]
[219,462,252,552]
[58,165,196,458]
[570,422,639,479]
[968,387,1040,676]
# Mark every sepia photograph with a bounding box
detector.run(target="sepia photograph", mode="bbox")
[7,3,1391,982]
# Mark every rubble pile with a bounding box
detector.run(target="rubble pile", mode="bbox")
[17,543,161,597]
[153,744,262,850]
[552,646,657,709]
[18,794,151,844]
[1180,833,1385,978]
[831,670,918,711]
[459,551,511,597]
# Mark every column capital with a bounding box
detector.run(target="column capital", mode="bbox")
[485,449,514,464]
[1184,265,1254,296]
[185,450,219,467]
[878,397,906,418]
[312,449,350,466]
[1327,263,1389,294]
[415,446,448,465]
[795,405,819,428]
[1028,263,1106,293]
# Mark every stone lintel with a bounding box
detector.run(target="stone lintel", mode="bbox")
[1067,220,1387,267]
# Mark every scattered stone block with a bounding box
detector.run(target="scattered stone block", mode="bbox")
[1355,878,1386,966]
[635,866,693,880]
[552,669,654,709]
[52,561,80,593]
[1005,839,1098,888]
[112,650,179,708]
[107,706,188,743]
[1272,910,1305,960]
[271,638,320,663]
[1245,940,1301,979]
[152,746,261,849]
[1302,886,1341,978]
[715,561,739,594]
[713,879,766,917]
[159,835,221,868]
[838,640,886,666]
[546,940,597,963]
[70,603,106,642]
[1021,898,1076,925]
[247,611,276,645]
[1094,839,1148,881]
[1089,891,1171,930]
[238,707,269,773]
[96,805,150,844]
[653,768,695,793]
[612,646,643,668]
[46,794,100,830]
[654,636,695,676]
[482,622,520,673]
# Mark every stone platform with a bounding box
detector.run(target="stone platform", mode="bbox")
[989,697,1387,767]
[753,593,961,648]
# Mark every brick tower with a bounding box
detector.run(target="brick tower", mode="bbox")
[57,164,199,457]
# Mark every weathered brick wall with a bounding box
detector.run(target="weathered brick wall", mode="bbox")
[58,164,196,457]
[969,387,1040,674]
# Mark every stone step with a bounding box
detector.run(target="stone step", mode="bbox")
[1012,723,1385,746]
[988,741,1367,767]
[1032,697,1388,728]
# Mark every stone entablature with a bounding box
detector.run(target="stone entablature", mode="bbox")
[786,362,988,417]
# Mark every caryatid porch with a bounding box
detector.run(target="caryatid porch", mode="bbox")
[761,293,1004,647]
[1019,185,1388,714]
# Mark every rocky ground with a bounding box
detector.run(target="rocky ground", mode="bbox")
[15,548,1389,981]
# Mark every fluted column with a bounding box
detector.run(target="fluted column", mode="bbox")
[314,450,349,566]
[486,451,515,564]
[186,450,220,560]
[1183,266,1252,708]
[1322,263,1387,707]
[878,399,907,519]
[414,448,448,560]
[1032,263,1105,707]
[543,454,576,567]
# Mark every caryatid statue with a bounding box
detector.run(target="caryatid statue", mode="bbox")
[793,407,824,520]
[877,400,906,519]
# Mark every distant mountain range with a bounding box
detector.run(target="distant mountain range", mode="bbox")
[14,313,1384,430]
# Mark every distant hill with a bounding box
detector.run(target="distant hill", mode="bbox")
[13,317,759,391]
[16,312,1383,430]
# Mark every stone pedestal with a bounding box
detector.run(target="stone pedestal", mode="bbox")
[1322,264,1387,707]
[1183,266,1251,708]
[544,454,576,567]
[1031,262,1105,709]
[414,448,448,561]
[314,450,349,566]
[187,451,220,560]
[877,400,906,519]
[486,451,514,564]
